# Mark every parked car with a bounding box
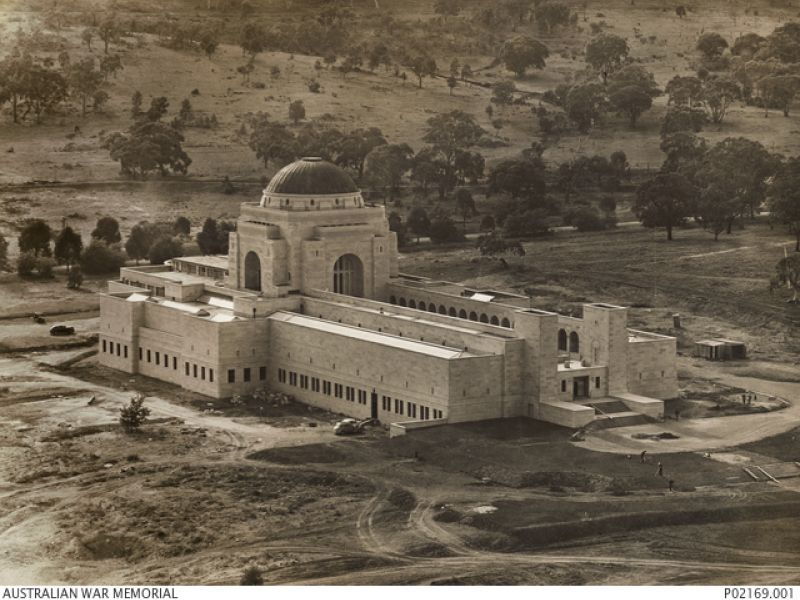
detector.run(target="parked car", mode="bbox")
[49,325,75,336]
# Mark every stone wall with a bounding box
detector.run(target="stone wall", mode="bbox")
[626,337,679,399]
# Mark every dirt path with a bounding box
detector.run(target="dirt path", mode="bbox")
[581,363,800,455]
[285,552,800,585]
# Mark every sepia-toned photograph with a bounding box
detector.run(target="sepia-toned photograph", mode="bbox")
[0,0,799,588]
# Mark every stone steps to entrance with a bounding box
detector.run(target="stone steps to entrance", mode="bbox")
[580,398,631,414]
[590,411,651,429]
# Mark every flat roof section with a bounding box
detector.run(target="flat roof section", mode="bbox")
[121,292,240,321]
[269,312,479,359]
[305,296,517,340]
[172,255,229,270]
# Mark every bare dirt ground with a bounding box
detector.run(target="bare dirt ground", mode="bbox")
[1,333,799,584]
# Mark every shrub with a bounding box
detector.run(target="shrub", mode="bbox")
[240,566,263,586]
[35,256,56,278]
[565,206,608,231]
[480,215,496,231]
[119,394,151,432]
[429,217,464,244]
[16,251,37,276]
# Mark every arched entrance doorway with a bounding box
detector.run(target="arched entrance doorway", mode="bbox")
[333,254,364,297]
[244,251,261,291]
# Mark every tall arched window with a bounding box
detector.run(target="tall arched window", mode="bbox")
[459,309,467,319]
[569,331,580,353]
[409,299,417,309]
[438,305,447,315]
[389,295,397,304]
[333,254,364,297]
[501,317,511,328]
[469,311,478,321]
[479,313,489,323]
[558,329,568,351]
[448,307,457,317]
[418,301,426,311]
[399,297,407,307]
[429,304,437,314]
[490,316,499,325]
[244,251,261,291]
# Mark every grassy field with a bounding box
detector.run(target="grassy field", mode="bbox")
[1,0,800,236]
[400,219,800,359]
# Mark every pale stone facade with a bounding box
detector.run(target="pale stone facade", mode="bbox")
[99,158,678,429]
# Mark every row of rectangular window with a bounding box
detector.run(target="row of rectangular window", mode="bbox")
[184,361,214,383]
[228,366,267,384]
[280,368,368,405]
[135,344,216,383]
[101,339,128,359]
[279,368,442,420]
[139,346,178,371]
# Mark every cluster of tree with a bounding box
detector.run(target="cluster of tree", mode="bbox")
[11,214,235,282]
[105,96,191,178]
[248,116,388,175]
[687,24,800,117]
[534,2,575,34]
[249,110,488,203]
[195,218,236,255]
[389,205,465,245]
[556,151,631,201]
[634,133,790,242]
[382,137,628,246]
[15,217,124,280]
[173,98,219,130]
[125,219,182,265]
[666,72,751,127]
[154,16,220,57]
[540,64,660,134]
[0,23,125,124]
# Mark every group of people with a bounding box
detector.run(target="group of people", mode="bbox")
[741,391,758,406]
[637,450,674,492]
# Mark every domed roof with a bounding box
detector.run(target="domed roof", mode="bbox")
[265,157,358,195]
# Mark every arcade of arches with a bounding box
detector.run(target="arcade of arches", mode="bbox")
[388,295,513,329]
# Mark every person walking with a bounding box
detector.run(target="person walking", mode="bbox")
[640,450,647,463]
[668,478,674,492]
[657,462,663,477]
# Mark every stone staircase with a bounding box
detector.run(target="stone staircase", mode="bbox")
[580,398,651,429]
